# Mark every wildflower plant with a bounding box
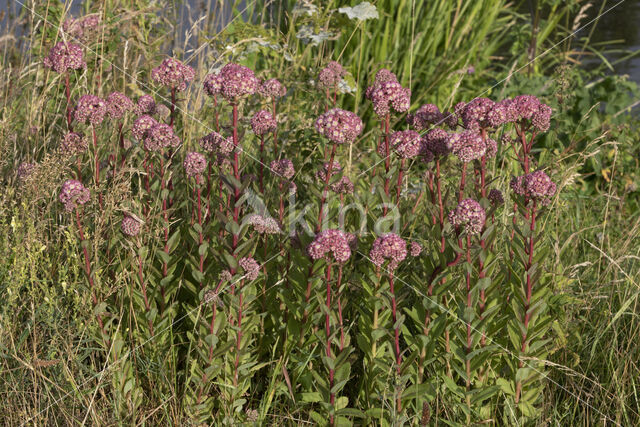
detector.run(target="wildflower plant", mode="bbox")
[28,35,565,424]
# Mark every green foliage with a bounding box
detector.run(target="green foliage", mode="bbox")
[1,0,640,425]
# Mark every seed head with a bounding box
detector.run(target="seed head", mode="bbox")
[144,123,180,151]
[390,130,422,159]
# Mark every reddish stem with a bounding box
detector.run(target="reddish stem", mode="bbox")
[65,71,73,131]
[325,262,335,425]
[92,125,103,209]
[316,143,337,233]
[389,272,402,412]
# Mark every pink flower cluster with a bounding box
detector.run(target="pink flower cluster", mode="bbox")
[365,69,411,117]
[488,189,504,206]
[59,179,90,211]
[318,61,346,89]
[62,14,100,42]
[43,42,86,73]
[204,63,259,101]
[246,214,281,234]
[510,170,556,204]
[448,198,486,235]
[144,123,180,152]
[410,241,423,257]
[459,96,552,131]
[239,257,260,281]
[251,110,277,136]
[259,78,286,99]
[270,159,295,179]
[331,176,354,195]
[17,162,35,181]
[370,233,408,271]
[136,95,156,115]
[183,152,207,178]
[446,130,487,163]
[315,108,363,144]
[407,103,457,130]
[106,92,134,120]
[307,229,352,263]
[74,94,107,125]
[132,115,158,140]
[421,128,451,159]
[60,132,87,155]
[200,131,233,155]
[151,57,195,92]
[121,215,141,236]
[316,160,342,182]
[389,130,422,159]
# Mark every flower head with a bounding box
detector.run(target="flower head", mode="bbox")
[511,170,556,204]
[270,159,295,179]
[121,215,141,236]
[144,123,180,151]
[488,189,504,206]
[218,63,259,101]
[60,132,87,155]
[239,257,260,281]
[366,70,411,117]
[259,78,286,99]
[316,160,342,182]
[531,103,552,132]
[513,95,540,121]
[199,131,233,155]
[251,110,277,136]
[390,130,422,159]
[106,92,134,120]
[183,152,207,178]
[136,95,156,115]
[330,176,354,194]
[74,95,107,125]
[447,131,486,163]
[448,198,485,235]
[59,179,90,211]
[62,14,100,42]
[17,162,36,181]
[410,241,423,257]
[151,57,195,91]
[318,61,346,89]
[407,104,442,130]
[461,97,495,130]
[246,214,281,234]
[203,72,223,97]
[43,42,86,73]
[307,229,352,263]
[422,128,451,158]
[315,108,363,144]
[132,115,158,140]
[370,233,407,271]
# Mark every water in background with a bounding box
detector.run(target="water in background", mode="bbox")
[579,0,640,84]
[3,0,640,84]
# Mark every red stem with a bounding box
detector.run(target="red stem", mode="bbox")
[325,263,335,425]
[92,125,102,209]
[316,143,337,233]
[65,71,73,131]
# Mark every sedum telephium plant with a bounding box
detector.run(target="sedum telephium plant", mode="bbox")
[38,39,561,424]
